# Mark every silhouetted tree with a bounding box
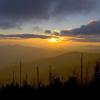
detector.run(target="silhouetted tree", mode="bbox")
[94,61,100,84]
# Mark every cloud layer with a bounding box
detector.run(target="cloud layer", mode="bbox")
[70,35,100,42]
[0,34,50,39]
[0,0,99,29]
[61,20,100,35]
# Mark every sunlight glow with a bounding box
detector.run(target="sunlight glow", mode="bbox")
[53,30,60,34]
[48,36,64,43]
[48,38,58,43]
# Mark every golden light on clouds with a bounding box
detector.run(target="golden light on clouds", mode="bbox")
[0,35,100,51]
[53,29,60,34]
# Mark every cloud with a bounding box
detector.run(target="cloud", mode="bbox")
[61,20,100,35]
[0,19,21,30]
[0,34,50,39]
[52,0,98,16]
[44,30,52,34]
[70,35,100,42]
[60,20,100,42]
[0,0,99,29]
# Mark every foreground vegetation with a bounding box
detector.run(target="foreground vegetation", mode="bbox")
[0,58,100,99]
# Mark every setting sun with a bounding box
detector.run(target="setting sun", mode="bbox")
[48,36,64,43]
[48,37,58,43]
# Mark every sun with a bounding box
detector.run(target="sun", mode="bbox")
[48,37,58,43]
[48,36,64,43]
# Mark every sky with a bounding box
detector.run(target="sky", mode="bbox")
[0,0,99,34]
[0,0,100,46]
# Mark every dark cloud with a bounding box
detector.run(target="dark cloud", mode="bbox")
[45,30,51,34]
[0,19,21,29]
[0,34,50,39]
[53,0,98,16]
[60,19,100,42]
[0,0,99,29]
[0,0,52,20]
[61,20,100,35]
[70,35,100,42]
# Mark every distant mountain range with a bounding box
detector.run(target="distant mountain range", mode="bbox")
[0,45,63,69]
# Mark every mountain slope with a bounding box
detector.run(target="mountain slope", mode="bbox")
[0,51,100,84]
[0,45,62,69]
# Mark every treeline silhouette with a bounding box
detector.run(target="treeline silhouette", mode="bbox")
[0,55,100,99]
